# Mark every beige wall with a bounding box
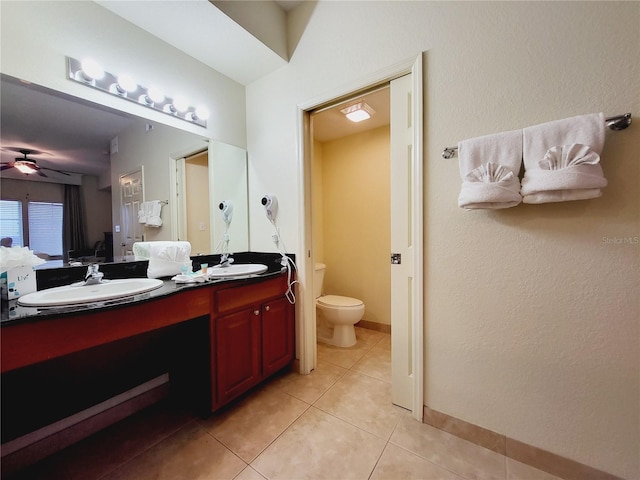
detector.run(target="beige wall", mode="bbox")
[247,2,640,477]
[314,127,391,325]
[312,140,325,263]
[185,152,211,255]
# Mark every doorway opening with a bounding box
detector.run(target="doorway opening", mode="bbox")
[298,55,424,420]
[177,150,210,255]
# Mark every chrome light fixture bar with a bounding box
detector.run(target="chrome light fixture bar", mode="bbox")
[67,57,209,127]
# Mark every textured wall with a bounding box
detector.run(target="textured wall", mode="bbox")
[246,2,640,477]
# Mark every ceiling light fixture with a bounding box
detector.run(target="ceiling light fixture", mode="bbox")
[67,57,208,127]
[340,102,376,123]
[14,162,36,174]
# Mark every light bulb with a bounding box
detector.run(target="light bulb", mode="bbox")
[80,58,104,80]
[147,86,165,104]
[140,87,165,106]
[195,105,210,120]
[117,74,137,93]
[172,95,189,112]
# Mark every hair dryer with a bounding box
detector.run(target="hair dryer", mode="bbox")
[261,194,278,222]
[219,200,233,224]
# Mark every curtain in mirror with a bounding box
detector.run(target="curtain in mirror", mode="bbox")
[63,184,88,260]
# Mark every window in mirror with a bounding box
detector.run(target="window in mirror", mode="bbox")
[0,200,23,247]
[28,202,63,258]
[0,199,63,258]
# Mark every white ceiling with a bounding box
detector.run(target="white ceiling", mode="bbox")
[0,1,387,181]
[0,75,135,179]
[96,0,288,86]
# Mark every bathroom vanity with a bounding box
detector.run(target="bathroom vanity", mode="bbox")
[1,256,295,455]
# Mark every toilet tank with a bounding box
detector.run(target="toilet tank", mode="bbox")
[314,263,326,299]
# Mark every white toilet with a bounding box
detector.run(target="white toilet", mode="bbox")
[314,263,365,348]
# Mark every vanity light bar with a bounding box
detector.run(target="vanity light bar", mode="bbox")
[66,57,209,128]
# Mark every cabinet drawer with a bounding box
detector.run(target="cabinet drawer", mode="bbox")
[214,275,287,314]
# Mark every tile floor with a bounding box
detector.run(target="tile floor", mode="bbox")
[7,327,562,480]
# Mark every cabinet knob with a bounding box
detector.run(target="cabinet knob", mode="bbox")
[254,310,260,316]
[264,305,270,312]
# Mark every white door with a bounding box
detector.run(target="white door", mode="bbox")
[300,55,423,418]
[119,170,143,257]
[390,73,416,410]
[175,158,187,241]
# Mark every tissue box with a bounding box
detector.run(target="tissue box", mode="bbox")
[1,266,37,300]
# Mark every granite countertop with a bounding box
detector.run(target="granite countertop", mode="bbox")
[1,252,293,325]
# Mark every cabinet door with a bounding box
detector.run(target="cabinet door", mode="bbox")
[261,297,295,377]
[216,307,261,405]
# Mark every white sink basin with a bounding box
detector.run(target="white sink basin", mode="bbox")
[17,278,164,307]
[207,263,268,278]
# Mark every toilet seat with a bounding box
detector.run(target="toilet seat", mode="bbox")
[317,295,363,308]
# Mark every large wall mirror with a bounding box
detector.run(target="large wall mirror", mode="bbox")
[0,74,249,268]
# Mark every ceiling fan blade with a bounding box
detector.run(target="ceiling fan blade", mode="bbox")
[36,169,48,178]
[0,164,14,171]
[2,147,48,156]
[40,167,71,176]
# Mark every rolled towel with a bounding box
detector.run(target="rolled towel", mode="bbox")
[458,129,523,210]
[521,113,607,203]
[141,241,192,278]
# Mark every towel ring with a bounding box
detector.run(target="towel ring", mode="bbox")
[442,112,632,158]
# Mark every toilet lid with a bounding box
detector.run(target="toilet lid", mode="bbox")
[317,295,363,307]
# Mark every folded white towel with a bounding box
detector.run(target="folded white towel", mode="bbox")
[171,273,207,284]
[145,200,163,228]
[521,113,607,203]
[137,241,191,278]
[138,202,148,224]
[458,129,523,210]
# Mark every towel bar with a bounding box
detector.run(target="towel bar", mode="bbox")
[442,113,632,159]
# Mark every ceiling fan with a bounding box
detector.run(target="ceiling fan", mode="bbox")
[0,148,71,177]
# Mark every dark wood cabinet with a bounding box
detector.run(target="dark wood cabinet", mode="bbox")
[215,307,261,405]
[211,275,295,410]
[2,272,295,416]
[262,296,295,377]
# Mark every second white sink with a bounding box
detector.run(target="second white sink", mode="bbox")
[207,264,268,278]
[17,278,164,307]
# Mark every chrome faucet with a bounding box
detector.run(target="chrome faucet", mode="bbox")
[84,264,105,285]
[219,253,234,268]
